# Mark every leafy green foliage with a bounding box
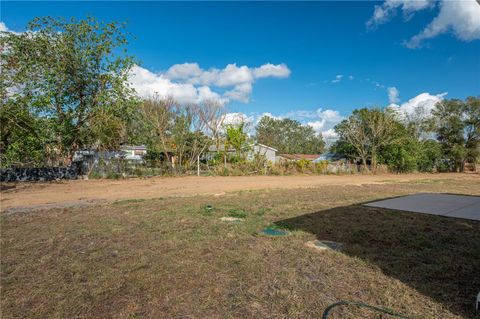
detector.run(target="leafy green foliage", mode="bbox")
[430,97,480,171]
[255,116,324,154]
[1,16,138,166]
[334,108,399,171]
[225,122,249,161]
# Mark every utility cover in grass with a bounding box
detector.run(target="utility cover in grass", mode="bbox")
[220,217,243,222]
[261,227,290,236]
[305,240,343,252]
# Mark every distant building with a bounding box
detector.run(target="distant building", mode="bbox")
[120,145,147,161]
[73,145,147,163]
[247,143,278,164]
[73,145,148,174]
[207,143,278,164]
[277,154,320,162]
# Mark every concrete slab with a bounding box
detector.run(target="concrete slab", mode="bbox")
[365,193,480,221]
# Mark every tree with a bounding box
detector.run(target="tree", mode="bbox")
[334,108,399,172]
[430,97,480,171]
[225,122,248,161]
[255,116,324,154]
[135,96,213,170]
[0,16,137,166]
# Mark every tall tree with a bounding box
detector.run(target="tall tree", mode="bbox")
[255,116,324,154]
[431,97,480,171]
[0,16,137,166]
[334,108,399,172]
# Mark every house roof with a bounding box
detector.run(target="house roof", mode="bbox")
[209,143,277,153]
[252,143,278,152]
[278,154,320,161]
[120,145,147,151]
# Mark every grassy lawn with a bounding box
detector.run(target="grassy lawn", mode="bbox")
[1,178,480,318]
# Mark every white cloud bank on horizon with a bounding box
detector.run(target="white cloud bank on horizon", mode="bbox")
[0,22,8,32]
[367,0,480,48]
[0,21,23,35]
[388,92,448,116]
[129,62,290,104]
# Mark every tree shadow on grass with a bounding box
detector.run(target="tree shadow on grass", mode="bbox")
[275,203,480,318]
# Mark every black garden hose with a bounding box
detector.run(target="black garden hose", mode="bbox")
[322,300,410,319]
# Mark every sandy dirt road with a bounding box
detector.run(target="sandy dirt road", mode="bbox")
[1,173,477,213]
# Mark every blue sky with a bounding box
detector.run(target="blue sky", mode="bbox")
[2,1,479,139]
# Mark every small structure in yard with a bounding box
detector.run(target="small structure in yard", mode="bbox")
[219,217,244,222]
[261,227,290,236]
[305,240,343,252]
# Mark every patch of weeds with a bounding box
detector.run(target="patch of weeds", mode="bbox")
[228,209,247,219]
[202,204,214,215]
[256,207,272,216]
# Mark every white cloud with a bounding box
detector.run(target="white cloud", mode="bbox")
[348,75,355,80]
[367,0,480,48]
[387,86,400,104]
[129,65,201,104]
[224,83,252,103]
[307,108,344,143]
[285,110,317,119]
[405,0,480,48]
[222,112,253,127]
[253,63,291,78]
[215,64,253,87]
[317,109,343,123]
[321,129,339,142]
[165,63,203,80]
[0,21,22,35]
[130,62,290,104]
[367,0,433,28]
[331,74,344,83]
[389,92,448,116]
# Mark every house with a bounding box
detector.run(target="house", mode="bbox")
[247,143,278,164]
[73,145,148,174]
[73,145,147,163]
[120,145,147,161]
[207,143,278,164]
[276,154,320,162]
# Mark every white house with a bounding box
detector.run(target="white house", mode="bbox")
[246,143,278,164]
[207,143,278,164]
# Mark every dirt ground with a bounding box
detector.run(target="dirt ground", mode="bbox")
[1,173,478,213]
[2,177,479,318]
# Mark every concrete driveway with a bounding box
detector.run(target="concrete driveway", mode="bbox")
[365,193,480,221]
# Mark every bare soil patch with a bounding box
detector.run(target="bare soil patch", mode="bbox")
[1,173,476,213]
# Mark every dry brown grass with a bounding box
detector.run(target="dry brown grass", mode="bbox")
[1,178,479,318]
